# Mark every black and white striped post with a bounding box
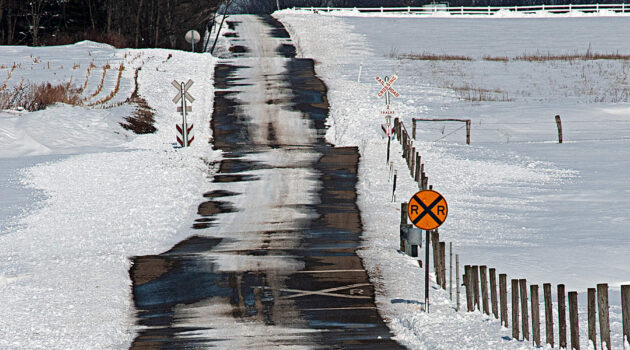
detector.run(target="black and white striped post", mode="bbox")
[172,79,195,147]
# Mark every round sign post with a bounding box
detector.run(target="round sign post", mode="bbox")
[407,189,448,313]
[185,30,201,52]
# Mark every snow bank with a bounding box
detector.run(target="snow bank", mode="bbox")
[0,43,218,348]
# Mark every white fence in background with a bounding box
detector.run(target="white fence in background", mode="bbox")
[293,3,629,16]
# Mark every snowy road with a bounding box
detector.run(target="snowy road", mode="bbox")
[129,15,403,348]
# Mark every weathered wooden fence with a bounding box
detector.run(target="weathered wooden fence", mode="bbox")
[393,117,630,348]
[412,118,471,145]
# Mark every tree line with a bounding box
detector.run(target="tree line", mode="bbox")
[0,0,222,49]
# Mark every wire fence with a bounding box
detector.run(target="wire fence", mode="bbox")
[393,116,630,348]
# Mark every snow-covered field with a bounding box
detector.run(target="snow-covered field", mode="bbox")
[0,42,217,348]
[277,12,630,349]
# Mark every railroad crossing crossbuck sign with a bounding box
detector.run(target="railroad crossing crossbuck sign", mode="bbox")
[407,190,448,231]
[172,79,195,147]
[376,75,400,113]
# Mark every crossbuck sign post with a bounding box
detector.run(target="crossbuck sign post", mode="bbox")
[407,189,449,313]
[376,75,400,163]
[172,79,195,147]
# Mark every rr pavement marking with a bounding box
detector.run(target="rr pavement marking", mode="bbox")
[279,283,372,300]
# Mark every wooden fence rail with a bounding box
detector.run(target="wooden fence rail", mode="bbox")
[294,3,630,16]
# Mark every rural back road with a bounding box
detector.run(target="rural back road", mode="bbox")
[128,15,405,349]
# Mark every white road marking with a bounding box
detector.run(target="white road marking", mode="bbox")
[299,307,377,311]
[295,269,365,274]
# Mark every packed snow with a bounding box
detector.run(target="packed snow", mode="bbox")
[277,11,630,349]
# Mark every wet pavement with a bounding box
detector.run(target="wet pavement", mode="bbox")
[129,15,404,349]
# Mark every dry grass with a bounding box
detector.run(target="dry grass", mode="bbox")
[81,61,96,92]
[0,65,17,91]
[120,66,156,134]
[89,64,125,106]
[483,55,510,62]
[515,50,630,62]
[446,83,512,102]
[88,64,110,99]
[397,50,630,63]
[0,81,82,112]
[399,52,473,61]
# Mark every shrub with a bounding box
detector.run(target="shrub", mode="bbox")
[1,82,82,112]
[43,31,128,48]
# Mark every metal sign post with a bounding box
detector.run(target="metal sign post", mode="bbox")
[172,79,195,147]
[185,30,201,52]
[376,76,398,166]
[407,189,449,313]
[425,229,430,312]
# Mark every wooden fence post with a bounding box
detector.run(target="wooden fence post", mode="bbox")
[439,242,446,289]
[413,119,416,139]
[559,284,567,349]
[480,266,489,315]
[449,242,453,300]
[490,268,498,319]
[531,284,541,347]
[456,254,460,311]
[512,279,520,339]
[520,279,529,341]
[568,291,580,350]
[555,114,563,144]
[587,288,597,349]
[597,283,611,350]
[544,283,554,347]
[400,203,407,251]
[403,134,408,164]
[472,265,480,311]
[465,265,473,312]
[432,231,441,287]
[466,119,471,145]
[405,139,411,170]
[420,164,428,190]
[621,285,630,349]
[500,274,508,327]
[415,154,421,183]
[410,148,416,177]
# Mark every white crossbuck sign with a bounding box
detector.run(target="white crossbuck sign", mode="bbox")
[376,75,400,108]
[172,79,195,147]
[172,79,195,104]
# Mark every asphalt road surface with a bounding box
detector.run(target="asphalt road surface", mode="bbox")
[129,15,405,349]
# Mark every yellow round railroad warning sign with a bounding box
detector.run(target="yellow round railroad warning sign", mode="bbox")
[407,190,448,230]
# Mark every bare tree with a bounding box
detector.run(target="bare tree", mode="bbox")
[26,0,47,46]
[134,0,143,47]
[0,0,5,43]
